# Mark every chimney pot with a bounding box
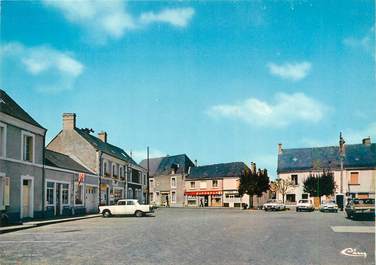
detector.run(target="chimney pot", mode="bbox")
[98,131,107,143]
[194,159,198,167]
[278,143,283,155]
[362,137,371,145]
[63,113,76,130]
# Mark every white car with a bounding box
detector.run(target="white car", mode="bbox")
[99,199,154,217]
[296,199,315,212]
[263,199,286,211]
[319,201,338,213]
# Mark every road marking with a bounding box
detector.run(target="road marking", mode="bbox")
[331,226,375,233]
[0,240,75,243]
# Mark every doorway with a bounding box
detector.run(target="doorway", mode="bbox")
[21,176,34,219]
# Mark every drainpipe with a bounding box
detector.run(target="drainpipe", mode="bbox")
[42,131,47,218]
[98,151,102,208]
[146,146,150,204]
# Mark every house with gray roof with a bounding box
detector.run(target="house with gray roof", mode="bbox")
[277,137,376,205]
[44,149,99,216]
[185,162,252,207]
[0,89,47,223]
[47,113,147,206]
[140,154,195,207]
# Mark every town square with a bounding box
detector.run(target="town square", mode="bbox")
[0,1,375,264]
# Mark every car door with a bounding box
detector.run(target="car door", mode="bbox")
[126,200,136,214]
[116,200,126,214]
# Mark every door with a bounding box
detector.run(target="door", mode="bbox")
[85,186,96,213]
[22,180,30,217]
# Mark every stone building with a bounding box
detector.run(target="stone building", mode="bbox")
[140,154,195,207]
[47,113,147,205]
[0,89,46,223]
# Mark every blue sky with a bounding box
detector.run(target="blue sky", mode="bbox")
[1,0,375,178]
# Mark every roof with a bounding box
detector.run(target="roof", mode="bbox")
[45,149,94,174]
[75,128,138,166]
[278,143,376,173]
[139,154,195,176]
[0,89,45,129]
[187,162,249,180]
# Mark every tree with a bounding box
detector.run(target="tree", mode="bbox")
[303,170,335,198]
[272,178,294,203]
[238,167,270,208]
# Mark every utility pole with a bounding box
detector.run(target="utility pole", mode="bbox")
[339,132,345,194]
[147,146,150,204]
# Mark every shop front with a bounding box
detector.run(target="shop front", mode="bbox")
[185,190,223,207]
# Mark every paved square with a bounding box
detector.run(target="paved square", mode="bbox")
[0,208,374,265]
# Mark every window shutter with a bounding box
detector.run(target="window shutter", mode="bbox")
[4,177,10,206]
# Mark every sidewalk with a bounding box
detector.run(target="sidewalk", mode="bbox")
[0,214,101,234]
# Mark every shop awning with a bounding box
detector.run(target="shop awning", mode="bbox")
[185,191,223,196]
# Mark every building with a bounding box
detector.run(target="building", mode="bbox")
[140,154,195,207]
[185,162,250,207]
[0,89,47,223]
[44,149,99,216]
[47,113,147,205]
[277,137,376,205]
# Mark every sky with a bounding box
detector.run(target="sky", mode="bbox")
[1,0,375,179]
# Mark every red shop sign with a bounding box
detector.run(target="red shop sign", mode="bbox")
[185,190,223,196]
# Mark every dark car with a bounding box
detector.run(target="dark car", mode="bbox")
[345,198,375,219]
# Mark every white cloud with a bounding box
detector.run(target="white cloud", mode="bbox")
[267,61,312,81]
[43,0,135,43]
[344,27,375,62]
[207,92,328,128]
[43,1,195,44]
[139,8,195,27]
[1,42,84,93]
[131,149,166,163]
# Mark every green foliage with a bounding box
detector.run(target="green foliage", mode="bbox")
[303,170,335,197]
[238,167,270,198]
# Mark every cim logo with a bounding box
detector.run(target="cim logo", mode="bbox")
[341,248,367,258]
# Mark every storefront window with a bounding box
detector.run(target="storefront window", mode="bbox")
[62,184,69,204]
[47,182,54,205]
[75,182,83,205]
[114,188,123,203]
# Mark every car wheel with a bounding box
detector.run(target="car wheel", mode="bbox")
[135,211,143,217]
[102,210,111,217]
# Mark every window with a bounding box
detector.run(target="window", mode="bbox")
[190,181,195,189]
[112,164,117,177]
[0,123,6,157]
[103,161,109,177]
[62,184,69,205]
[75,182,84,205]
[213,180,218,187]
[127,167,131,182]
[286,194,296,202]
[171,191,176,203]
[127,200,135,205]
[150,179,154,188]
[22,132,34,162]
[291,175,298,185]
[119,167,123,178]
[302,193,308,199]
[171,177,176,188]
[47,182,55,205]
[150,192,154,202]
[118,200,126,205]
[132,169,140,183]
[0,175,10,210]
[350,172,359,185]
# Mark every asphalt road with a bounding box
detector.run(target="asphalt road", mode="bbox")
[0,208,374,265]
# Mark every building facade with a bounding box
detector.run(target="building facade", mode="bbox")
[141,154,195,207]
[0,89,47,223]
[47,113,147,205]
[277,137,376,205]
[185,162,250,207]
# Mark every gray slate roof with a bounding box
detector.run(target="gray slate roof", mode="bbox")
[187,162,249,180]
[278,143,376,173]
[45,149,94,174]
[140,154,195,176]
[75,128,138,166]
[0,89,45,129]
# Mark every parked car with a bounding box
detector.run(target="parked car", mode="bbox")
[345,198,375,219]
[99,199,154,217]
[296,199,314,212]
[263,199,286,211]
[319,201,338,213]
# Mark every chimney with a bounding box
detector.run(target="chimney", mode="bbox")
[362,137,371,145]
[63,113,76,130]
[251,162,256,173]
[194,159,198,167]
[98,131,107,143]
[278,143,283,155]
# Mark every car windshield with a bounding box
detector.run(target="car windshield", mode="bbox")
[266,200,276,203]
[353,199,375,205]
[299,200,309,203]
